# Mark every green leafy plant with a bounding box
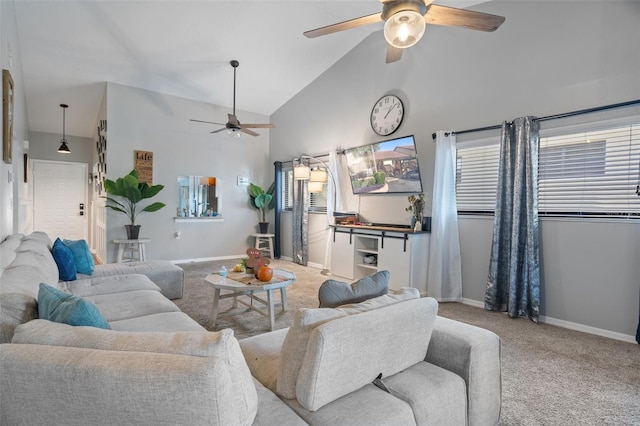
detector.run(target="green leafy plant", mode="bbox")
[248,182,275,223]
[104,170,166,225]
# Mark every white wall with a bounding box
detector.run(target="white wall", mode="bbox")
[0,0,30,239]
[270,1,640,339]
[104,82,273,262]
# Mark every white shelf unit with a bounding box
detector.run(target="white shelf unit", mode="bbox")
[330,226,430,294]
[354,235,379,272]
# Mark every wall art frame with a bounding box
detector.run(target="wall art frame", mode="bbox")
[3,69,14,164]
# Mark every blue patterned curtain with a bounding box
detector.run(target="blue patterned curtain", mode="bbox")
[485,116,540,321]
[292,174,309,266]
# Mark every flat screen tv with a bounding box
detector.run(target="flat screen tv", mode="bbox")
[344,135,423,194]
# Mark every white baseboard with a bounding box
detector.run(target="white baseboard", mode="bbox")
[538,315,637,344]
[460,298,636,343]
[170,255,246,264]
[462,298,484,308]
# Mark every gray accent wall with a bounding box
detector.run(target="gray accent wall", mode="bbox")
[270,1,640,339]
[104,82,273,263]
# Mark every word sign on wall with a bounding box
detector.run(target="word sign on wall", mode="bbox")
[134,150,153,185]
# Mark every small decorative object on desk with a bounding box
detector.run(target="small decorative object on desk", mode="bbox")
[406,193,425,232]
[363,254,377,265]
[244,247,270,279]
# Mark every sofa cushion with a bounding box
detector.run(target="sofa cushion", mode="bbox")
[0,236,23,269]
[82,289,181,323]
[384,361,467,426]
[0,293,38,343]
[84,261,185,299]
[63,239,95,275]
[318,270,389,308]
[51,238,76,281]
[276,288,420,399]
[37,283,110,329]
[295,297,438,411]
[11,320,259,425]
[0,250,59,297]
[283,383,417,426]
[22,231,53,247]
[15,319,219,356]
[109,311,204,332]
[59,273,161,298]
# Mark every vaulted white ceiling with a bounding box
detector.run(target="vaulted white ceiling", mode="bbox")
[12,0,485,138]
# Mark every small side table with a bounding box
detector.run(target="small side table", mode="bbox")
[252,233,275,259]
[113,238,150,263]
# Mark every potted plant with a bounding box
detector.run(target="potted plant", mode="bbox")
[104,170,166,239]
[248,182,275,234]
[405,193,425,232]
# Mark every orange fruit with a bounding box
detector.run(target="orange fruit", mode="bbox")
[256,266,273,282]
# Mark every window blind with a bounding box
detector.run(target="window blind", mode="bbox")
[456,122,640,217]
[281,166,328,212]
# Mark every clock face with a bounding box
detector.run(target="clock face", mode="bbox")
[370,95,404,136]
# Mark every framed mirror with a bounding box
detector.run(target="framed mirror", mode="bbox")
[177,176,220,217]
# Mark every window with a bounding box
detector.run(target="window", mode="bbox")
[282,168,328,213]
[455,122,640,217]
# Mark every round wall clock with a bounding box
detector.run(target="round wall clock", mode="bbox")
[370,94,404,136]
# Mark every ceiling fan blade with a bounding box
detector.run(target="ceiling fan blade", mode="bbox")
[241,123,275,129]
[425,4,505,32]
[304,12,382,38]
[241,128,260,137]
[210,128,227,134]
[386,44,403,63]
[190,119,226,125]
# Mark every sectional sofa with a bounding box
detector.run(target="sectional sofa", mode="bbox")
[0,231,501,425]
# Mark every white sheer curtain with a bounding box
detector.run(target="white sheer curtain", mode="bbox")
[322,151,344,273]
[427,131,462,301]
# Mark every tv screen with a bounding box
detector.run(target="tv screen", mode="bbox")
[344,135,423,194]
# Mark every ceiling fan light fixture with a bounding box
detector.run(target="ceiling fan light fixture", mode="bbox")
[384,9,426,49]
[227,128,241,138]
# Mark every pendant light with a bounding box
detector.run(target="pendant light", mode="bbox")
[57,104,70,154]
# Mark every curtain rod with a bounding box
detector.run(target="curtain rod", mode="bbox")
[431,99,640,140]
[278,150,344,165]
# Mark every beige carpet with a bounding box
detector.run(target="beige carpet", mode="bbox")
[175,259,640,426]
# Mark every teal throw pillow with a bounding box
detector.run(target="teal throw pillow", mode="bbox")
[51,238,77,281]
[37,283,110,329]
[63,239,95,275]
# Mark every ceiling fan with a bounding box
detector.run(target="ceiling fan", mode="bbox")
[190,60,275,137]
[304,0,505,63]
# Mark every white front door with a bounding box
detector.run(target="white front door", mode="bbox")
[32,160,87,241]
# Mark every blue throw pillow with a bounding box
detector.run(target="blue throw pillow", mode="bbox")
[51,238,77,281]
[37,283,110,329]
[63,239,95,275]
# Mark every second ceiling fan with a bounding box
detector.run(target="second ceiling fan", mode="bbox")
[191,60,274,137]
[304,0,506,63]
